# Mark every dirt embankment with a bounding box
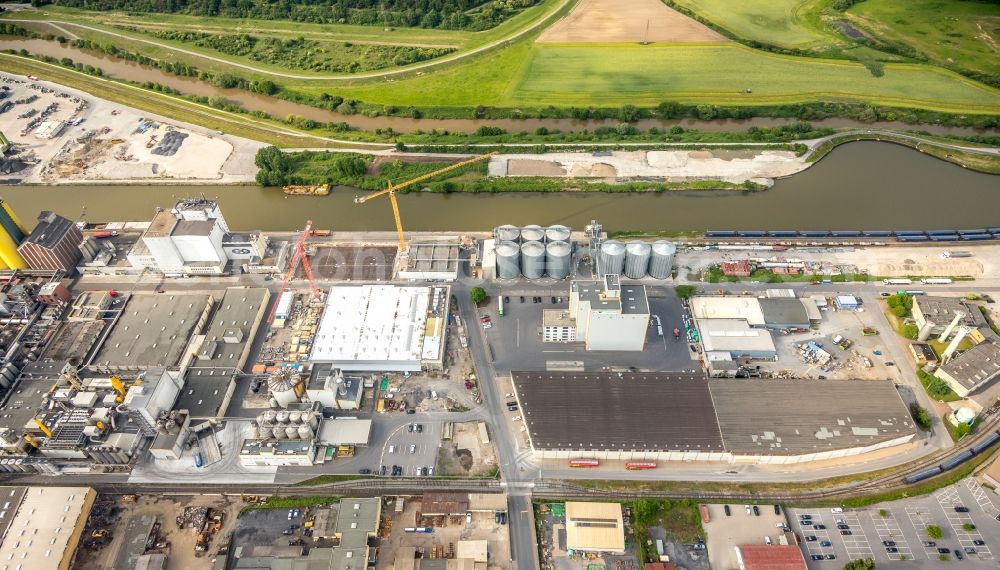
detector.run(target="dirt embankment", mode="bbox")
[537,0,727,43]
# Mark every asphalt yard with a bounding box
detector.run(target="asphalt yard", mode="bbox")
[791,479,1000,568]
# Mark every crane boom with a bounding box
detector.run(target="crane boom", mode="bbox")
[266,221,321,325]
[354,152,496,253]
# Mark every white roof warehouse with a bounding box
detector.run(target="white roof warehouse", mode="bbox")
[309,285,448,371]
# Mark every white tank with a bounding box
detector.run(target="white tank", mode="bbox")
[545,225,571,243]
[257,425,274,439]
[262,410,277,424]
[285,426,300,439]
[624,242,651,279]
[306,414,319,429]
[496,240,521,279]
[272,426,287,439]
[648,240,676,279]
[275,411,290,424]
[546,241,572,279]
[521,241,546,279]
[495,224,520,242]
[297,425,314,440]
[288,411,302,425]
[520,225,545,242]
[598,240,626,275]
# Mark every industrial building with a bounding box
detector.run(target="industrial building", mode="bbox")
[129,198,231,275]
[564,502,626,554]
[488,224,574,280]
[89,293,213,373]
[16,210,82,272]
[189,287,270,374]
[758,298,812,329]
[912,296,991,342]
[541,310,576,343]
[691,296,766,326]
[699,319,777,360]
[568,275,649,351]
[310,285,449,371]
[0,486,96,570]
[936,341,1000,397]
[734,545,807,570]
[512,372,916,464]
[398,240,462,281]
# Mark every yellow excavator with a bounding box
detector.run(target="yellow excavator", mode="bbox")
[354,152,496,254]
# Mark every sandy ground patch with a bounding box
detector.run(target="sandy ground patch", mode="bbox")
[0,72,263,184]
[537,0,726,43]
[489,149,805,183]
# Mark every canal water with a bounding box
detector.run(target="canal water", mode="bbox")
[1,142,997,232]
[2,37,996,136]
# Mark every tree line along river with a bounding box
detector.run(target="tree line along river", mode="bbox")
[3,143,998,232]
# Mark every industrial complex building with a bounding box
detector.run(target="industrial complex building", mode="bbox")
[310,285,449,371]
[936,341,1000,397]
[0,486,96,570]
[512,372,916,464]
[16,210,82,272]
[564,502,626,555]
[568,275,649,351]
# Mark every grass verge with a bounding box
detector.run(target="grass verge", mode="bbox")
[292,475,367,487]
[242,495,341,511]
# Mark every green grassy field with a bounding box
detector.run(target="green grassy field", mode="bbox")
[507,44,1000,110]
[670,0,836,49]
[847,0,1000,75]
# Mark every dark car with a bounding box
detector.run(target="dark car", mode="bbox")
[973,540,985,546]
[937,548,951,554]
[955,506,970,513]
[551,297,557,303]
[752,505,760,516]
[825,554,836,560]
[965,547,976,554]
[773,504,781,515]
[813,524,826,530]
[358,468,371,475]
[504,296,510,304]
[820,541,832,547]
[406,409,416,414]
[955,549,963,560]
[924,541,937,547]
[416,424,423,433]
[520,296,525,303]
[886,547,898,553]
[840,530,852,536]
[883,540,896,547]
[800,520,813,526]
[837,524,849,530]
[506,401,517,407]
[805,536,817,542]
[811,555,823,561]
[800,514,813,520]
[724,505,731,516]
[408,424,415,432]
[380,465,387,476]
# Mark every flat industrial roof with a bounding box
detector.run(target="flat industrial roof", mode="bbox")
[0,487,94,569]
[317,418,372,446]
[736,545,807,570]
[711,379,915,454]
[565,502,625,552]
[914,296,978,326]
[939,342,1000,391]
[758,298,810,327]
[691,296,765,326]
[572,281,649,315]
[310,285,435,370]
[190,287,268,372]
[699,319,776,354]
[512,372,724,452]
[174,375,232,418]
[91,293,213,371]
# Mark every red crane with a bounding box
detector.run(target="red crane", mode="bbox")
[267,220,321,324]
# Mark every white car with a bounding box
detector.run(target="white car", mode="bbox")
[409,444,416,453]
[505,393,514,398]
[831,507,844,514]
[511,416,521,421]
[745,505,752,515]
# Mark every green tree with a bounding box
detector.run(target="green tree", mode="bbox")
[902,324,919,339]
[910,403,932,430]
[618,104,640,123]
[962,522,975,532]
[842,559,876,570]
[926,524,943,540]
[254,145,291,186]
[656,101,683,119]
[675,285,697,300]
[333,156,368,178]
[469,287,486,306]
[956,423,972,438]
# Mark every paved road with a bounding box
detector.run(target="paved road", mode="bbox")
[4,0,573,80]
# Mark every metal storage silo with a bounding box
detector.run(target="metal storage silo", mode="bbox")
[521,241,546,279]
[288,411,302,425]
[597,240,626,275]
[273,426,288,439]
[520,225,545,242]
[297,425,314,440]
[545,225,571,243]
[496,240,521,279]
[285,426,300,439]
[546,241,571,279]
[649,240,676,279]
[495,225,520,242]
[624,242,651,279]
[275,411,290,424]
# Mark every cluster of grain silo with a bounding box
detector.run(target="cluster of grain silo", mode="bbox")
[598,240,675,279]
[492,225,572,279]
[254,410,319,440]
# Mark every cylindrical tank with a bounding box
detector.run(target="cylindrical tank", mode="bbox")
[598,240,626,275]
[288,411,302,425]
[285,426,300,439]
[495,225,520,242]
[624,242,651,279]
[520,224,545,242]
[545,225,571,243]
[262,410,277,424]
[0,229,25,270]
[306,414,319,429]
[546,241,571,280]
[521,241,546,279]
[257,425,273,439]
[495,240,520,279]
[275,411,290,424]
[648,240,676,279]
[297,425,314,440]
[272,426,287,439]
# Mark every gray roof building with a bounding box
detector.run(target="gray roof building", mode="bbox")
[759,298,811,329]
[937,342,1000,397]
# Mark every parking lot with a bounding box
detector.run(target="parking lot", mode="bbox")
[484,287,695,374]
[703,503,790,570]
[789,478,1000,568]
[379,420,442,477]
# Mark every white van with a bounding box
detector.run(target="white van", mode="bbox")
[388,445,395,454]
